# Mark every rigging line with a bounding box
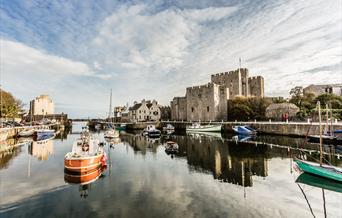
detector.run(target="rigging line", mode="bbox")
[322,189,327,218]
[297,183,316,218]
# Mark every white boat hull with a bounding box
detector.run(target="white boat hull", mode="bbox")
[186,125,222,132]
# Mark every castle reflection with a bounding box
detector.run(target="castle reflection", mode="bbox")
[29,138,54,161]
[122,133,269,187]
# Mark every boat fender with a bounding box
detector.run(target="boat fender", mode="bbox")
[101,154,108,165]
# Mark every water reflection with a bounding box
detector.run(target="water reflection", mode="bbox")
[1,124,341,218]
[64,166,107,198]
[29,138,54,161]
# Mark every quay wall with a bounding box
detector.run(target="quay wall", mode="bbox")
[161,121,342,137]
[0,124,66,139]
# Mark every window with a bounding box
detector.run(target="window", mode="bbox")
[191,107,194,113]
[139,110,141,113]
[139,115,141,119]
[207,106,209,112]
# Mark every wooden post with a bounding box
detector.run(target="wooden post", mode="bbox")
[318,101,323,166]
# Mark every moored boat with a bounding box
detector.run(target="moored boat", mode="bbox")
[308,134,341,145]
[163,124,175,131]
[295,101,342,183]
[104,129,120,138]
[18,128,35,137]
[64,137,107,173]
[64,165,107,185]
[34,128,55,140]
[143,125,161,138]
[186,123,221,132]
[294,159,342,182]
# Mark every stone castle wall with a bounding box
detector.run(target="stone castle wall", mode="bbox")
[170,97,187,121]
[211,68,249,98]
[186,83,228,121]
[248,76,264,97]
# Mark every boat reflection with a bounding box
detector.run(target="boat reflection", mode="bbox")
[232,135,253,143]
[64,165,107,198]
[296,173,342,193]
[105,137,121,146]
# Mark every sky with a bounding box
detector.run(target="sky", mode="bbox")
[0,0,341,118]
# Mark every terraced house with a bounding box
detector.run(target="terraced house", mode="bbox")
[128,100,161,122]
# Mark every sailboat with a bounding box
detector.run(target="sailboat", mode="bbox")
[294,101,342,182]
[104,89,120,138]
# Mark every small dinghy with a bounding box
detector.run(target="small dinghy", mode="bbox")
[34,128,55,140]
[163,124,175,131]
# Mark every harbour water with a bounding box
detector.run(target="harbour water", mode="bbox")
[0,122,341,217]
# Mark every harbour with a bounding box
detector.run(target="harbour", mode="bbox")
[0,122,341,217]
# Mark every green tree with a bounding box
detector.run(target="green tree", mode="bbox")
[0,89,23,118]
[228,96,271,121]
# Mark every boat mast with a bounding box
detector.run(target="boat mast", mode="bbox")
[108,88,112,123]
[329,103,333,136]
[318,101,323,166]
[325,104,329,135]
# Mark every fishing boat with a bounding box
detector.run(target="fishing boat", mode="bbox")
[186,123,222,132]
[64,165,107,185]
[165,141,179,154]
[64,136,107,173]
[142,125,161,138]
[18,128,35,137]
[232,125,257,135]
[295,101,342,183]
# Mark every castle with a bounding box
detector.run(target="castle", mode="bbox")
[171,68,264,121]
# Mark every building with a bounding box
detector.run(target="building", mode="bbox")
[128,100,162,122]
[171,68,265,121]
[186,83,229,122]
[30,95,54,116]
[265,103,299,120]
[303,84,342,97]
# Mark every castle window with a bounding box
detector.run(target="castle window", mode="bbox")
[191,107,194,113]
[207,106,210,112]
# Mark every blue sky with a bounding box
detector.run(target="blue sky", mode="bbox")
[1,0,341,118]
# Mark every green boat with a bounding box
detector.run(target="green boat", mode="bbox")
[115,124,126,131]
[296,173,342,193]
[294,159,342,182]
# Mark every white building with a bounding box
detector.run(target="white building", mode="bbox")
[129,100,161,122]
[30,95,55,116]
[303,84,342,97]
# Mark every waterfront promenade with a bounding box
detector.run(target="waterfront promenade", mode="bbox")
[87,120,342,137]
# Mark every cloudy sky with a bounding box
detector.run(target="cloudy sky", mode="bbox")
[1,0,341,118]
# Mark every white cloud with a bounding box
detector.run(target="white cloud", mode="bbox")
[1,39,96,77]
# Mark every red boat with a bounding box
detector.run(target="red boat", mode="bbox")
[64,165,107,185]
[64,136,107,173]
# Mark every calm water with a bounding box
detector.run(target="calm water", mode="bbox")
[0,122,341,218]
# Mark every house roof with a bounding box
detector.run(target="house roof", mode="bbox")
[129,103,142,111]
[147,103,152,108]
